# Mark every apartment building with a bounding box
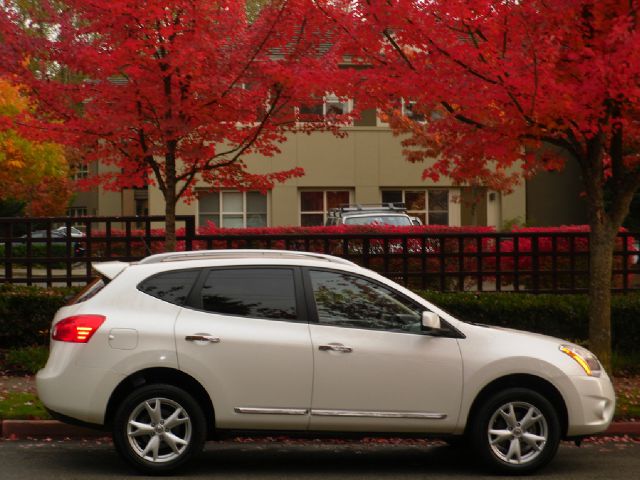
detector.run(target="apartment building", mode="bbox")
[69,103,587,228]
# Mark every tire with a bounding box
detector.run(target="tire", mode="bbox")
[112,384,207,475]
[469,388,561,475]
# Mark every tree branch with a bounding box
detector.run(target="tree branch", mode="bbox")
[312,0,389,66]
[440,101,485,128]
[206,0,289,107]
[382,28,416,71]
[176,84,286,184]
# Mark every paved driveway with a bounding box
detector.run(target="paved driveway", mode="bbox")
[1,438,639,479]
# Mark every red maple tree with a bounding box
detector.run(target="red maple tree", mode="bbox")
[323,0,640,369]
[2,0,352,248]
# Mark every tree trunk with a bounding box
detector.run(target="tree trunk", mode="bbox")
[164,146,178,252]
[165,185,177,252]
[587,222,615,373]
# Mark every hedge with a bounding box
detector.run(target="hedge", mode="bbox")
[0,285,638,356]
[0,243,69,258]
[0,284,80,348]
[421,291,640,355]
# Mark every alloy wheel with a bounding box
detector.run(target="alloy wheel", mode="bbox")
[126,397,192,463]
[487,401,548,465]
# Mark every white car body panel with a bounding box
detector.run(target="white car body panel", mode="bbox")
[174,308,314,430]
[309,323,463,432]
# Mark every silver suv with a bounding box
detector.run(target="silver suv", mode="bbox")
[325,203,420,226]
[37,249,614,475]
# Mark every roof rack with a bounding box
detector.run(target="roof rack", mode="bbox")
[137,249,358,267]
[327,203,407,217]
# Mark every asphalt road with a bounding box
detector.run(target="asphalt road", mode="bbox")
[1,438,639,479]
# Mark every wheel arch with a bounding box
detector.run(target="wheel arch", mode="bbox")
[104,367,216,439]
[465,374,569,438]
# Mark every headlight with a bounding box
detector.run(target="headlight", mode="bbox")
[559,344,602,377]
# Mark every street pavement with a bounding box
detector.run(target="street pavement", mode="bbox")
[1,438,639,479]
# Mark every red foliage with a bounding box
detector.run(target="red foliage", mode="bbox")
[1,1,352,242]
[326,0,640,194]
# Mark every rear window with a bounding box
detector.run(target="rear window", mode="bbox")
[138,270,200,306]
[68,277,107,305]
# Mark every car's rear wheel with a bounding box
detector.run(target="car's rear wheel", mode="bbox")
[470,388,560,474]
[113,384,206,474]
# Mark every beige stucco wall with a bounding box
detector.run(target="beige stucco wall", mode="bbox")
[143,126,526,227]
[70,159,152,219]
[501,187,527,227]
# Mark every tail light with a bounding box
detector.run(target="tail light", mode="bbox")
[52,315,106,343]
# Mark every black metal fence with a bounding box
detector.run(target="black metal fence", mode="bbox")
[1,216,638,292]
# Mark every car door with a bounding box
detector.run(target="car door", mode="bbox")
[305,268,463,433]
[175,266,313,430]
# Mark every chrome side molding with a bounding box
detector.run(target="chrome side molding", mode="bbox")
[234,407,308,415]
[311,409,447,420]
[233,407,447,420]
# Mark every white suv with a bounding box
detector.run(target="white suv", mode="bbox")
[37,250,615,475]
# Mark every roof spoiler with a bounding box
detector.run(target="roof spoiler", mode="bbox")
[92,261,128,280]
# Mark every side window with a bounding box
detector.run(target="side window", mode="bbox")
[201,268,297,320]
[138,270,200,306]
[309,270,422,332]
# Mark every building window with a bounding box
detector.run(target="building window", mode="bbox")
[377,99,427,126]
[135,199,148,217]
[381,189,450,225]
[71,164,88,180]
[198,191,268,228]
[298,94,353,122]
[300,189,352,226]
[401,100,426,122]
[67,207,87,217]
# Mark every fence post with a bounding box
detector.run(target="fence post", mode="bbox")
[4,221,13,284]
[532,235,540,293]
[185,216,195,252]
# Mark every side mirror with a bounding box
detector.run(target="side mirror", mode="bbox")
[422,311,442,330]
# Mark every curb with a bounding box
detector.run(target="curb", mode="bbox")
[605,421,640,436]
[0,420,106,439]
[1,419,639,440]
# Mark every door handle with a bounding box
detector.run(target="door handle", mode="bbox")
[185,334,220,344]
[319,343,353,353]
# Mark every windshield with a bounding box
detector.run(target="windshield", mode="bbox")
[344,215,413,226]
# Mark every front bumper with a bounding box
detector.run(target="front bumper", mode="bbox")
[557,373,616,437]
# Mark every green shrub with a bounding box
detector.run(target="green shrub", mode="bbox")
[0,243,69,258]
[420,291,640,355]
[0,284,81,347]
[1,345,49,374]
[1,285,639,360]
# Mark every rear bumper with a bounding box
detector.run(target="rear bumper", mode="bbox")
[45,407,107,431]
[37,357,124,426]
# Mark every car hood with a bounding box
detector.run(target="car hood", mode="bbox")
[467,322,569,344]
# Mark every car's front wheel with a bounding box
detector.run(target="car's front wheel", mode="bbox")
[469,388,560,474]
[113,384,206,474]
